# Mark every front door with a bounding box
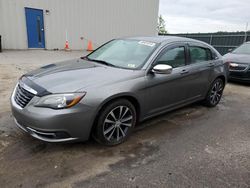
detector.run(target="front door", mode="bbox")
[25,8,45,48]
[144,43,190,116]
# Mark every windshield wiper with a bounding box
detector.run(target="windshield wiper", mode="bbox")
[87,57,116,67]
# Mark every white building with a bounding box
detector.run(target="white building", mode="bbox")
[0,0,159,50]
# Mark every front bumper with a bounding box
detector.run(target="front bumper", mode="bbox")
[229,69,250,83]
[14,118,77,142]
[11,90,96,143]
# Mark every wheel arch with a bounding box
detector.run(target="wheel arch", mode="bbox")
[207,74,226,94]
[216,75,226,85]
[90,94,141,135]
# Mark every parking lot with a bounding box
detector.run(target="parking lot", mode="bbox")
[0,50,249,188]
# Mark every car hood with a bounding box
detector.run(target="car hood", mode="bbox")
[223,53,250,64]
[24,58,142,93]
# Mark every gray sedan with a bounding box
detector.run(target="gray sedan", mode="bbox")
[223,42,250,83]
[11,36,228,145]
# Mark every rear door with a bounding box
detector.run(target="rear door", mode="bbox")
[185,42,216,99]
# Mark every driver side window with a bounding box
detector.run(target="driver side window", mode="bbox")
[156,46,186,68]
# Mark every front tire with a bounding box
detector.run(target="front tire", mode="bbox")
[204,78,225,107]
[93,99,136,146]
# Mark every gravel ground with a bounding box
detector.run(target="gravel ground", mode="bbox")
[0,50,249,188]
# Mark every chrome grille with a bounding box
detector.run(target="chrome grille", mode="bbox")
[14,84,35,108]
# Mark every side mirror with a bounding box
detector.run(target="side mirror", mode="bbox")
[152,64,173,74]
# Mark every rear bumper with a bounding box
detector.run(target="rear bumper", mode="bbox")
[11,93,97,143]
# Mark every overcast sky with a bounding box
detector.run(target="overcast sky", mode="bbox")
[159,0,250,33]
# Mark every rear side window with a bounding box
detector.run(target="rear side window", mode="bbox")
[157,46,186,68]
[189,46,212,63]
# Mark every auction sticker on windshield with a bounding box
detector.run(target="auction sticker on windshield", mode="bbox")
[138,41,156,47]
[128,64,136,68]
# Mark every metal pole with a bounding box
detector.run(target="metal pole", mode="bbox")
[244,22,248,42]
[209,34,213,45]
[66,30,68,41]
[0,35,2,52]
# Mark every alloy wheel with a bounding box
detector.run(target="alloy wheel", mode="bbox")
[103,106,133,142]
[210,80,223,105]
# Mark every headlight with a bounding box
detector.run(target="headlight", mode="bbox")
[35,93,86,109]
[229,62,239,67]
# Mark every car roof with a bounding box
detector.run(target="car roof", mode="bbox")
[124,36,202,44]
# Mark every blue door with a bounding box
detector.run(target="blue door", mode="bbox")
[25,8,45,48]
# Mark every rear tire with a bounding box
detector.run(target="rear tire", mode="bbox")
[204,78,224,107]
[93,99,136,146]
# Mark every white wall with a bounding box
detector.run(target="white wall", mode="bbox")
[0,0,159,50]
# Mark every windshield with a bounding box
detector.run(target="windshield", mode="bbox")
[232,43,250,55]
[87,39,158,69]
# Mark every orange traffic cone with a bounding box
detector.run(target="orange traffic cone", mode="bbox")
[64,40,71,51]
[87,40,93,51]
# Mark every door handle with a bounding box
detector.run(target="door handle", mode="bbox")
[180,69,189,75]
[207,62,215,67]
